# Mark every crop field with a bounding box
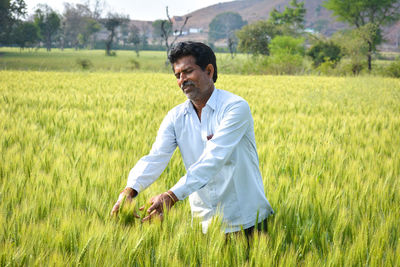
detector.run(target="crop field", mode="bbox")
[1,70,400,266]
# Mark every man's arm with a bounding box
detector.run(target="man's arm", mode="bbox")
[170,99,251,200]
[111,111,177,215]
[125,110,177,193]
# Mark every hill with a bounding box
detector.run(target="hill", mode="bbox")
[165,0,399,47]
[173,0,345,36]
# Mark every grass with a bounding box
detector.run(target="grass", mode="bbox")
[0,47,256,74]
[1,70,399,266]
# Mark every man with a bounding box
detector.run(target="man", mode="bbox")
[111,41,274,234]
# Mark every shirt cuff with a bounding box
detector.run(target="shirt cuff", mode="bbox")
[169,174,191,200]
[125,182,142,195]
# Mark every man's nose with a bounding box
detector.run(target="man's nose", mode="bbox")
[179,73,187,81]
[178,73,187,84]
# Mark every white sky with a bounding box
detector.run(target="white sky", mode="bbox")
[24,0,234,21]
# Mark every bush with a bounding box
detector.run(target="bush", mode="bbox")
[267,36,305,75]
[332,60,367,76]
[236,21,281,55]
[267,53,304,75]
[270,35,305,55]
[383,59,400,78]
[129,59,140,69]
[315,58,337,75]
[76,58,93,70]
[307,41,342,67]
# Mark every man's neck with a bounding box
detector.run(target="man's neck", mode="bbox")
[191,88,214,121]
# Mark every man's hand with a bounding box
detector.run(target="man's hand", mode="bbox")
[110,187,138,216]
[141,190,178,222]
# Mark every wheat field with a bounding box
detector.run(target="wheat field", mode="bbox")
[1,71,399,266]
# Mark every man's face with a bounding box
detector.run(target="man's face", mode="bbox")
[173,56,213,102]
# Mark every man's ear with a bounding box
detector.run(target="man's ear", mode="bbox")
[205,64,214,79]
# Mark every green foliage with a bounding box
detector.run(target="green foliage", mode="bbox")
[79,18,101,48]
[128,24,141,57]
[332,29,368,75]
[267,36,305,75]
[324,0,400,70]
[61,3,101,49]
[383,59,400,78]
[236,21,281,55]
[269,35,305,56]
[0,0,26,44]
[268,0,306,30]
[34,4,61,51]
[307,40,342,67]
[324,0,400,27]
[76,58,93,69]
[129,58,140,69]
[1,71,400,265]
[13,21,40,49]
[103,12,129,56]
[315,58,337,75]
[103,13,128,32]
[208,12,247,42]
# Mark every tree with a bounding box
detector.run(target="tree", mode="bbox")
[268,35,305,74]
[103,12,129,56]
[152,19,172,45]
[208,12,247,41]
[208,12,246,58]
[307,40,342,67]
[128,24,141,57]
[332,28,370,75]
[269,0,306,30]
[324,0,400,71]
[236,20,283,55]
[158,7,190,59]
[62,3,101,50]
[0,0,26,44]
[34,4,61,51]
[13,21,40,49]
[79,18,101,48]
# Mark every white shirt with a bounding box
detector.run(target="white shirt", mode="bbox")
[127,88,274,233]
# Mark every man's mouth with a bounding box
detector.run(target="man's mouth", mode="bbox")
[181,81,195,90]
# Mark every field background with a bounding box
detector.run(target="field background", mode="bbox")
[1,47,398,75]
[1,54,400,265]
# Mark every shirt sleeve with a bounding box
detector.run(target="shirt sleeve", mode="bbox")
[126,110,177,193]
[170,100,251,200]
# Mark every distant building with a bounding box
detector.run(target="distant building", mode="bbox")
[189,28,202,34]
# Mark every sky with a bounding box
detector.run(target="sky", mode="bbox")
[24,0,234,21]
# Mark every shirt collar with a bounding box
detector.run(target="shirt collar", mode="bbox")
[183,87,218,115]
[206,87,217,111]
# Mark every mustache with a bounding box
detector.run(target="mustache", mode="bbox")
[181,80,195,90]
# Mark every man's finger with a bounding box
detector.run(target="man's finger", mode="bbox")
[148,196,156,204]
[110,203,120,216]
[139,205,145,211]
[147,202,159,213]
[142,209,158,222]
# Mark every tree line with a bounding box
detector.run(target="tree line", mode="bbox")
[1,0,399,74]
[0,0,149,55]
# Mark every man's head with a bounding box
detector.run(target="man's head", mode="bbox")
[168,42,218,103]
[168,41,218,83]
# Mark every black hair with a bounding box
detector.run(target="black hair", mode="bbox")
[168,41,218,83]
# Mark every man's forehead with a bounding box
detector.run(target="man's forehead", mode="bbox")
[173,55,197,71]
